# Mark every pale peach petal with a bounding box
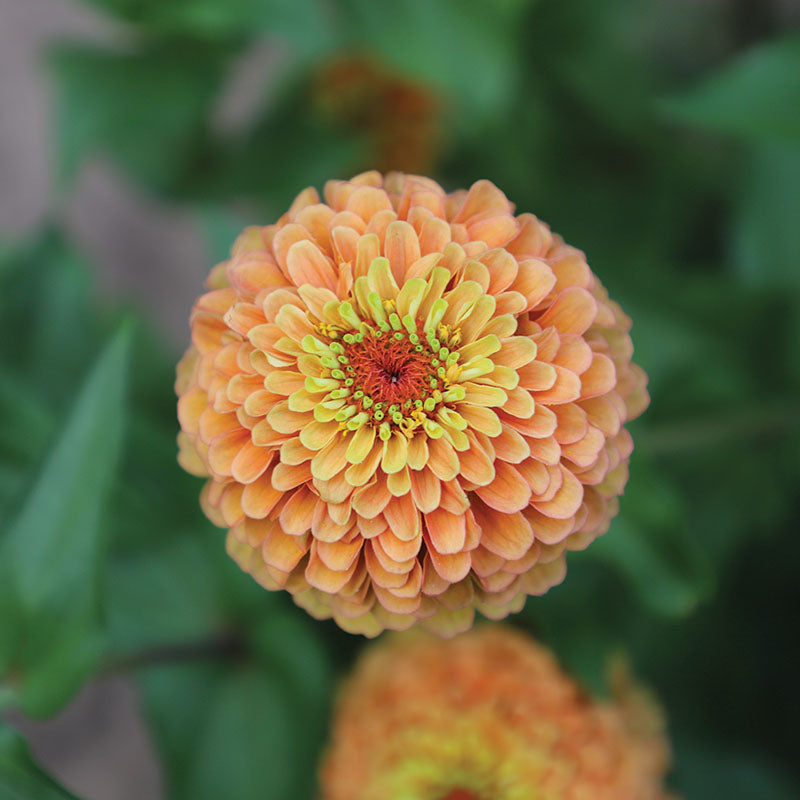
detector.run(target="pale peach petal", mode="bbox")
[231,440,272,484]
[208,428,249,477]
[271,461,312,491]
[382,492,422,541]
[378,529,422,562]
[503,386,536,419]
[351,475,392,519]
[512,259,557,311]
[279,486,317,535]
[387,466,411,496]
[533,365,582,405]
[424,507,466,554]
[305,547,358,593]
[241,472,283,519]
[553,403,589,444]
[311,434,349,481]
[424,536,472,583]
[458,404,502,437]
[344,440,383,486]
[580,353,617,399]
[316,536,362,572]
[383,220,420,283]
[532,465,584,519]
[479,248,518,294]
[426,437,460,482]
[536,286,597,335]
[524,508,575,545]
[490,424,529,464]
[474,461,531,513]
[262,525,309,572]
[473,502,534,560]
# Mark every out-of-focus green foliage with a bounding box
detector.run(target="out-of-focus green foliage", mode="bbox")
[1,0,799,797]
[0,724,81,799]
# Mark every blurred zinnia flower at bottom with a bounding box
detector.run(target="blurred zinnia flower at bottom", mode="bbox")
[320,626,673,800]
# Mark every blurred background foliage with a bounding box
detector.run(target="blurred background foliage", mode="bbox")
[1,0,799,798]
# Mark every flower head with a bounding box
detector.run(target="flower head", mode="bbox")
[176,172,648,636]
[320,626,673,800]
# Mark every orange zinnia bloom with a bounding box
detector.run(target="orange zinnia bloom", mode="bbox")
[320,626,673,800]
[176,172,648,636]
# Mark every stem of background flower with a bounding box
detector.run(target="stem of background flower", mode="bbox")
[640,405,798,456]
[100,632,246,674]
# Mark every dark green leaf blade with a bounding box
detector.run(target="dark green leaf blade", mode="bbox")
[0,323,132,716]
[659,35,800,143]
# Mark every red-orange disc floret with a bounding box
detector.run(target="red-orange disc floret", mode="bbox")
[176,171,649,637]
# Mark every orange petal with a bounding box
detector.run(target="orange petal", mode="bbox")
[316,536,362,572]
[532,465,584,519]
[458,404,502,437]
[409,467,440,516]
[311,434,349,481]
[387,466,411,496]
[525,435,561,465]
[425,507,466,554]
[271,461,312,491]
[473,503,534,560]
[305,546,357,593]
[553,403,589,444]
[512,259,556,311]
[351,475,392,519]
[524,508,575,545]
[516,360,556,391]
[533,365,581,405]
[503,386,535,419]
[384,220,421,283]
[286,239,337,291]
[378,529,422,562]
[383,492,422,541]
[458,434,495,486]
[424,536,472,583]
[207,428,249,477]
[562,425,605,468]
[262,525,309,572]
[474,461,531,513]
[516,458,550,496]
[231,439,272,484]
[580,353,617,399]
[241,472,283,519]
[426,437,460,482]
[536,287,597,335]
[491,424,529,463]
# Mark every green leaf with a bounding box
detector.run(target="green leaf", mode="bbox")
[48,44,228,189]
[0,323,132,716]
[730,145,800,289]
[587,455,713,618]
[339,0,525,115]
[0,724,81,799]
[106,535,222,653]
[79,0,332,54]
[659,35,800,143]
[186,669,297,800]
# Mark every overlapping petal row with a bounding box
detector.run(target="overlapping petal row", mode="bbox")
[320,627,673,800]
[176,171,648,637]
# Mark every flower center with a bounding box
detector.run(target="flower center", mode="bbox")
[345,330,434,408]
[438,790,482,800]
[314,307,466,439]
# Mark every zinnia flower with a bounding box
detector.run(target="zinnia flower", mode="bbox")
[176,171,648,636]
[320,626,673,800]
